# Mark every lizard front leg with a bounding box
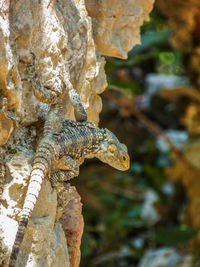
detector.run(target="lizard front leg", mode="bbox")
[54,155,79,177]
[68,88,87,122]
[63,70,87,122]
[50,155,79,212]
[50,178,70,220]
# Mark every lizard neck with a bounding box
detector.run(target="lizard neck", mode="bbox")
[84,127,106,158]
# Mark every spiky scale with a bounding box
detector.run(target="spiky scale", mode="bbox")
[9,101,129,267]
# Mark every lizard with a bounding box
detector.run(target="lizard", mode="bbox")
[25,51,88,117]
[25,52,61,105]
[8,70,129,267]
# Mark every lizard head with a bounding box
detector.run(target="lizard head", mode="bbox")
[96,129,130,171]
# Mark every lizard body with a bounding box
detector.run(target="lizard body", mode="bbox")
[9,54,128,266]
[8,104,129,267]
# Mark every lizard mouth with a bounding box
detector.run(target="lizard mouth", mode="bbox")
[111,156,130,171]
[120,154,130,170]
[120,161,130,171]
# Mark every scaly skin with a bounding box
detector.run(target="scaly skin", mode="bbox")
[26,53,59,105]
[9,99,129,267]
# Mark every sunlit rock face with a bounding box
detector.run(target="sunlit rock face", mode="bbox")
[0,0,155,266]
[1,152,69,266]
[0,0,107,125]
[85,0,155,59]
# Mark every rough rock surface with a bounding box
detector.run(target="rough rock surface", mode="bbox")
[0,0,106,125]
[85,0,155,59]
[0,110,14,146]
[1,152,69,267]
[0,0,154,266]
[60,187,84,267]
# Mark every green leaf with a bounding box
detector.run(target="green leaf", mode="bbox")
[107,77,142,94]
[155,225,199,246]
[81,231,96,257]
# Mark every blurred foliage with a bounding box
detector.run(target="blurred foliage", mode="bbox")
[105,9,185,98]
[72,4,200,267]
[155,225,199,247]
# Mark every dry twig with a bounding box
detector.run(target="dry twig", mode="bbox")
[103,90,200,178]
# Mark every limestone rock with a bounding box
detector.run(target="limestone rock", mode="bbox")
[85,0,155,59]
[0,0,155,266]
[60,187,84,267]
[0,0,107,125]
[1,152,69,267]
[0,110,14,146]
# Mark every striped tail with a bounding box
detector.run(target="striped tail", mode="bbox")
[9,143,52,267]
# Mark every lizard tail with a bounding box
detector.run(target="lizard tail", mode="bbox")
[9,143,52,267]
[8,217,28,267]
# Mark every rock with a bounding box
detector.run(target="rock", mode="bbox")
[0,0,107,125]
[85,0,155,59]
[0,110,14,146]
[1,152,70,266]
[0,0,155,265]
[60,187,84,267]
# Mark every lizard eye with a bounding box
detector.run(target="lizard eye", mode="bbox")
[121,154,127,161]
[108,144,117,154]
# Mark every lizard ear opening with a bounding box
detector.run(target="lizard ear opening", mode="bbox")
[108,144,117,154]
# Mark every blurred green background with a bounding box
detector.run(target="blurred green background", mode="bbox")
[72,3,200,267]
